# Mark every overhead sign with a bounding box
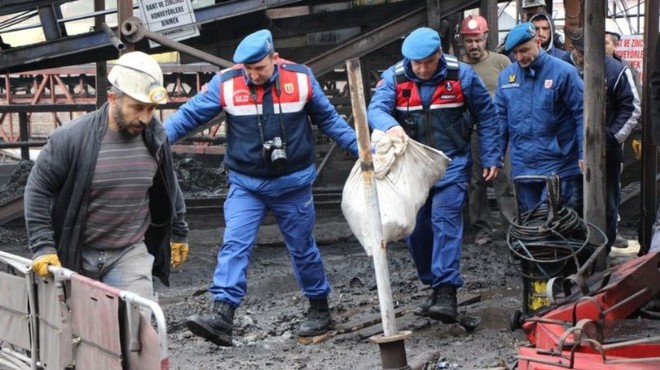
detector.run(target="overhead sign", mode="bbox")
[617,34,644,82]
[138,0,200,48]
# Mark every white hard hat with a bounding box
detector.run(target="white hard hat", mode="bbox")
[522,0,546,9]
[108,51,168,104]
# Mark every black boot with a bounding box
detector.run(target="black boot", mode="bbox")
[413,288,439,317]
[186,300,235,346]
[428,285,457,324]
[298,298,333,337]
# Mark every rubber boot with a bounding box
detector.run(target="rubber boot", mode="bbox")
[428,285,457,324]
[298,298,332,337]
[186,300,235,346]
[413,288,439,317]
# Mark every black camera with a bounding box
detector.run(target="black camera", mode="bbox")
[263,136,287,171]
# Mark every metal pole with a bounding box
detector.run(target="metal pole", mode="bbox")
[345,58,411,370]
[18,112,30,160]
[95,0,108,108]
[118,0,135,53]
[639,0,659,255]
[583,0,607,269]
[120,17,233,68]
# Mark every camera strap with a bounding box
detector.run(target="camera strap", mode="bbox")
[249,68,288,150]
[249,84,267,148]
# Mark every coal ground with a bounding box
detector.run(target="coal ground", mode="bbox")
[0,156,641,370]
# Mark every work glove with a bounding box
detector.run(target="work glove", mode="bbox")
[32,254,61,278]
[171,242,189,268]
[632,138,642,160]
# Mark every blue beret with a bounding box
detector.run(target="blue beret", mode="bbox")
[505,22,537,53]
[233,29,274,64]
[401,27,442,60]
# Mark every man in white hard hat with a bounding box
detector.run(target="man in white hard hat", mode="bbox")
[25,51,189,300]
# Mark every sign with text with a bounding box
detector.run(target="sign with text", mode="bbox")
[617,34,644,82]
[138,0,200,48]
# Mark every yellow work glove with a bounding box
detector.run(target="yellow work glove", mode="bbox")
[32,254,61,278]
[171,242,189,268]
[632,138,642,160]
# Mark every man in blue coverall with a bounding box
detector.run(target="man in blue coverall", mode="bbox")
[494,23,584,214]
[165,29,359,345]
[367,27,502,323]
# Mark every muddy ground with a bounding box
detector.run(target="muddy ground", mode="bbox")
[0,158,641,370]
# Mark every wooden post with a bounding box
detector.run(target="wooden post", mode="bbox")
[480,0,498,50]
[345,58,396,336]
[95,0,108,107]
[639,0,659,254]
[583,1,607,268]
[345,56,411,370]
[427,0,441,32]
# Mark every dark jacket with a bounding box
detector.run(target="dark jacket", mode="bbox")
[561,53,640,162]
[24,102,188,285]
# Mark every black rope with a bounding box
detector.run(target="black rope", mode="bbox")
[506,201,605,280]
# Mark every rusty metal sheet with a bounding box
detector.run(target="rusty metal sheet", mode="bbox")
[70,274,123,369]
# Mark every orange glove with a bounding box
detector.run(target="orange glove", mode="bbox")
[32,254,61,277]
[171,242,189,268]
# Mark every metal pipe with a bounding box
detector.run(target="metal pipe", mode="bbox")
[0,141,46,149]
[100,22,125,51]
[120,17,233,68]
[18,112,30,160]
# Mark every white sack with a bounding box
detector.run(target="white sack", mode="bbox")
[342,130,451,255]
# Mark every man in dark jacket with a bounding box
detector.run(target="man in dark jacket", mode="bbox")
[529,13,568,59]
[24,51,189,300]
[562,29,640,252]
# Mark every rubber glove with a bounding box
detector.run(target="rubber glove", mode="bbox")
[632,138,642,160]
[32,254,61,277]
[171,242,189,268]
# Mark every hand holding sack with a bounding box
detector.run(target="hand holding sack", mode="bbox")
[342,130,451,255]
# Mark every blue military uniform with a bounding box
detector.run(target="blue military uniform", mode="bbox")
[166,30,357,340]
[367,28,501,322]
[495,23,584,213]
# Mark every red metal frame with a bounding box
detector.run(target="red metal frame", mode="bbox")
[517,252,660,369]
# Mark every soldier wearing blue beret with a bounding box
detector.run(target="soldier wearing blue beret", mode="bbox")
[165,29,362,345]
[494,22,585,217]
[368,27,502,324]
